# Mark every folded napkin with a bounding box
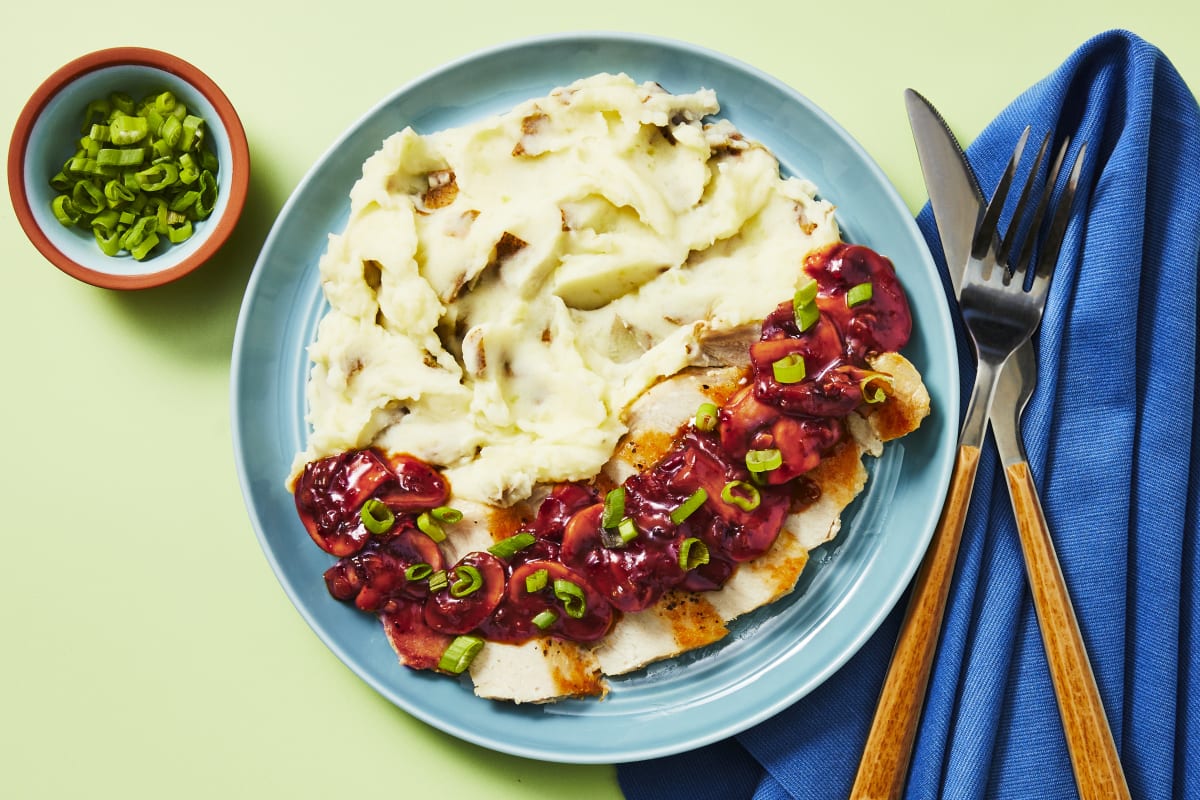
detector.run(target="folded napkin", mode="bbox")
[618,29,1200,799]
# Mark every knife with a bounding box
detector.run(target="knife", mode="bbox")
[850,93,1000,800]
[896,91,1131,800]
[904,90,1032,468]
[903,89,984,296]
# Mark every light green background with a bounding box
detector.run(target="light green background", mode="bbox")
[2,1,1195,798]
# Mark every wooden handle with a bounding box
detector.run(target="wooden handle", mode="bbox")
[850,444,981,800]
[1005,462,1131,800]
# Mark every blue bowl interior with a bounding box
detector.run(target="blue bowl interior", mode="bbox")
[23,63,237,278]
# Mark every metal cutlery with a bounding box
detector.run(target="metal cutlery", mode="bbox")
[906,91,1130,800]
[851,125,1087,800]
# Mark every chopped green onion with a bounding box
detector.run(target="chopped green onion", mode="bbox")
[47,88,219,258]
[154,91,177,115]
[165,217,193,244]
[96,147,144,168]
[135,162,179,192]
[450,564,483,598]
[553,579,587,619]
[602,487,625,529]
[181,115,204,151]
[670,489,708,525]
[431,506,463,524]
[487,532,536,559]
[128,230,159,261]
[159,115,183,148]
[51,195,80,226]
[104,179,135,207]
[82,98,112,130]
[847,281,874,307]
[679,537,711,571]
[746,448,783,474]
[109,115,148,145]
[359,498,394,534]
[109,92,134,115]
[71,180,105,214]
[437,635,484,674]
[417,511,446,542]
[794,277,819,306]
[525,568,549,594]
[720,480,761,511]
[860,372,895,404]
[90,209,119,237]
[617,516,639,543]
[178,153,200,184]
[195,170,218,217]
[404,563,433,581]
[793,278,821,332]
[427,569,449,593]
[94,228,121,256]
[795,300,821,332]
[772,354,807,384]
[532,610,558,630]
[694,402,719,432]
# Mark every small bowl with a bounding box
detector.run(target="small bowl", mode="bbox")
[8,47,250,290]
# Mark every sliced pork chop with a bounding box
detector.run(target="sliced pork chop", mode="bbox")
[405,354,929,702]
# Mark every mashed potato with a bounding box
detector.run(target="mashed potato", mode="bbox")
[295,73,840,505]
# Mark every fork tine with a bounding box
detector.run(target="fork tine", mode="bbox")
[1031,141,1087,292]
[971,126,1031,262]
[997,130,1052,271]
[1014,134,1069,280]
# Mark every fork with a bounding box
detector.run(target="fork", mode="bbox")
[991,172,1132,797]
[851,128,1088,800]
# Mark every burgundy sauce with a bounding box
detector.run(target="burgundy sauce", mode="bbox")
[295,242,912,666]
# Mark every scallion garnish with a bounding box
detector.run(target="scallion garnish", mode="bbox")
[553,579,588,619]
[746,448,783,474]
[670,489,708,525]
[427,569,449,593]
[793,278,820,332]
[437,635,484,674]
[487,532,536,559]
[359,498,395,535]
[860,371,895,404]
[846,281,874,307]
[417,511,446,542]
[48,89,219,260]
[450,564,483,598]
[602,487,626,529]
[772,354,807,384]
[795,301,820,332]
[404,562,433,581]
[694,402,719,432]
[795,277,818,306]
[679,537,711,571]
[431,506,463,524]
[525,568,549,594]
[618,516,639,543]
[720,480,761,511]
[532,610,558,630]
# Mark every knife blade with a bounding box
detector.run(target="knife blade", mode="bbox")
[904,89,1031,464]
[903,89,984,296]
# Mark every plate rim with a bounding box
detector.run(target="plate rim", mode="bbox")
[231,30,959,764]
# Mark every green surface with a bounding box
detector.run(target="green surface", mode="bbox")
[2,2,1196,798]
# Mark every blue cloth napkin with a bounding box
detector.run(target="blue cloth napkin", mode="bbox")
[618,29,1200,799]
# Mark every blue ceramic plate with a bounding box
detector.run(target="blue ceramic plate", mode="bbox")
[232,32,958,764]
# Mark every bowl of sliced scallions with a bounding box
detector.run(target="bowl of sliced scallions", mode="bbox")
[8,47,249,289]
